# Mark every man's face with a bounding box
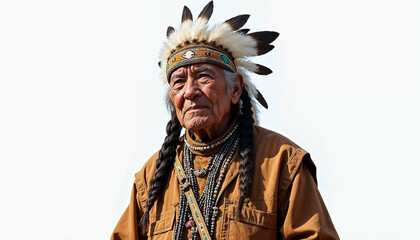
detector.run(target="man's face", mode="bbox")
[169,63,242,141]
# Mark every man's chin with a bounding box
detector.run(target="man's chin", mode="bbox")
[182,116,212,132]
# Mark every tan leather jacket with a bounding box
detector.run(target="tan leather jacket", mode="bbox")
[111,126,339,239]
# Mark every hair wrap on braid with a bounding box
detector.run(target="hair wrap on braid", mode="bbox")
[139,111,182,236]
[237,88,255,219]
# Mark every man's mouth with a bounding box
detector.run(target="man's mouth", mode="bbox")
[185,105,207,114]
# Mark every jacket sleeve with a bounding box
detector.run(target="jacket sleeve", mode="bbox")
[279,154,339,240]
[111,184,143,240]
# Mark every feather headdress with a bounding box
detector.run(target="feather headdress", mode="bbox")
[160,1,279,111]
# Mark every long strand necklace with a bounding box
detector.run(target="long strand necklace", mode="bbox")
[186,135,236,240]
[173,125,238,240]
[189,155,215,178]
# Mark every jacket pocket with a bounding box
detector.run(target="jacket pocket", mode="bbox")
[147,209,176,239]
[225,204,277,240]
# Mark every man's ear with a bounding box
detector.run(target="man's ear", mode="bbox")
[231,73,244,104]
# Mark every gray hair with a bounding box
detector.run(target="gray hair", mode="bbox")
[223,69,237,93]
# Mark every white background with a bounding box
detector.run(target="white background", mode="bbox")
[1,0,419,239]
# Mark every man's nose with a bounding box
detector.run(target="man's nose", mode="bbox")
[184,77,201,100]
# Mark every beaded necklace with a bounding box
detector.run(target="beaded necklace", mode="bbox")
[173,126,239,240]
[184,123,238,153]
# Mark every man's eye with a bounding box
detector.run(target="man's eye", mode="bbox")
[171,79,184,88]
[198,74,211,79]
[173,79,183,84]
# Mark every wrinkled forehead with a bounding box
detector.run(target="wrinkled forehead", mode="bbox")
[169,63,225,82]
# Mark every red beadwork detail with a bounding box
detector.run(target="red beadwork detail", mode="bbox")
[185,220,195,229]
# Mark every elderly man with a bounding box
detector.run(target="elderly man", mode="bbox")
[112,2,339,240]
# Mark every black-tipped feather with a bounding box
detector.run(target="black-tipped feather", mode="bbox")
[248,31,279,44]
[182,6,193,22]
[224,14,250,30]
[198,1,213,20]
[257,45,275,55]
[255,64,272,75]
[236,28,250,35]
[256,89,268,109]
[158,61,161,68]
[166,26,175,38]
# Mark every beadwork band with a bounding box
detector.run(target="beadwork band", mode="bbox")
[166,45,236,81]
[174,156,212,240]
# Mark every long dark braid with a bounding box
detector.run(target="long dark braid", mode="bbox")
[236,88,255,219]
[139,111,182,236]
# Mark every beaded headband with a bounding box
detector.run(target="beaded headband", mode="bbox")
[166,44,236,80]
[159,1,279,110]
